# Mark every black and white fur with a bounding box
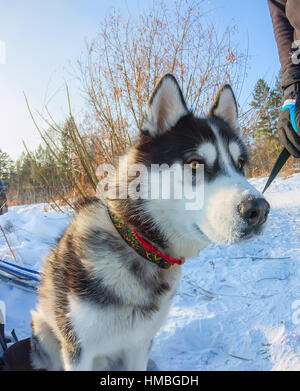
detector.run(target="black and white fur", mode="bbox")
[31,74,269,371]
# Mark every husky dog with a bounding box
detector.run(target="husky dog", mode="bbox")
[30,74,270,371]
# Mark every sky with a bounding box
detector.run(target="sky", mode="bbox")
[0,0,281,161]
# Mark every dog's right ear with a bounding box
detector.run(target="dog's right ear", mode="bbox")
[208,84,239,132]
[143,74,189,137]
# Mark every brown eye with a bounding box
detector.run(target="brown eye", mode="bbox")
[189,160,202,170]
[238,158,245,171]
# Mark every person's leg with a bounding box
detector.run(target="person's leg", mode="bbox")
[286,0,300,41]
[2,338,35,371]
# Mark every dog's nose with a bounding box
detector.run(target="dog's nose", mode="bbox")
[238,197,270,226]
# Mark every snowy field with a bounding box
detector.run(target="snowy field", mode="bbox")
[0,174,300,371]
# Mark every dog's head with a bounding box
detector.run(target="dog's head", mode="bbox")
[108,74,270,258]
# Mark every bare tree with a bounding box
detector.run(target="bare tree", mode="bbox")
[78,0,248,164]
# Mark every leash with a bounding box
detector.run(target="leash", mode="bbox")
[0,259,40,282]
[262,91,300,194]
[262,148,291,194]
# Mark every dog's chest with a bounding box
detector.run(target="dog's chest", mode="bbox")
[69,266,180,353]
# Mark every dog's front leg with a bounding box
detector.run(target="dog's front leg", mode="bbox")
[62,346,94,371]
[122,342,151,371]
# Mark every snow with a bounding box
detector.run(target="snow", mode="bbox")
[1,175,300,370]
[0,204,72,341]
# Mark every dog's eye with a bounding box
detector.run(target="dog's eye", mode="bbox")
[189,160,202,171]
[238,158,245,171]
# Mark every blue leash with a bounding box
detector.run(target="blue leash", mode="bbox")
[0,260,40,275]
[0,259,40,282]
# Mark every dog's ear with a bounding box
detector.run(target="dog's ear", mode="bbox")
[143,74,189,136]
[208,85,239,131]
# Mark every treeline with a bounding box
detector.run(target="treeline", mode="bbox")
[1,117,99,208]
[1,145,75,207]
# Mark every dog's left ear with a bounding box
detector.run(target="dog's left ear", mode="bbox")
[208,85,239,132]
[143,74,189,137]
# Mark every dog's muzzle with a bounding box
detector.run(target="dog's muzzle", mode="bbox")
[238,197,270,236]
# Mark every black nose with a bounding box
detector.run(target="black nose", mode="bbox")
[238,197,270,226]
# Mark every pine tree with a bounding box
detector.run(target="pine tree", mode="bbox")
[250,77,281,143]
[0,149,14,182]
[247,75,286,176]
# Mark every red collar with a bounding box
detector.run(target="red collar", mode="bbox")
[108,210,185,269]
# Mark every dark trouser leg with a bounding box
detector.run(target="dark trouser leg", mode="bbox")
[2,338,35,371]
[286,0,300,41]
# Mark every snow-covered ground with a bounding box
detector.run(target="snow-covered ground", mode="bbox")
[1,174,300,370]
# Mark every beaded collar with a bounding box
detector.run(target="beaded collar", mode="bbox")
[108,210,185,269]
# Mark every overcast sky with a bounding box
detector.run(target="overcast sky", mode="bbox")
[0,0,280,161]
